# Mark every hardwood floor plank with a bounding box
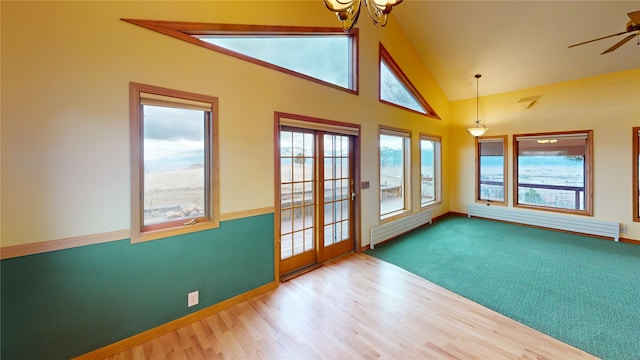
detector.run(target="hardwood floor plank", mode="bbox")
[107,253,597,359]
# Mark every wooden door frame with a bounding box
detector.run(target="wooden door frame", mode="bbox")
[273,112,361,282]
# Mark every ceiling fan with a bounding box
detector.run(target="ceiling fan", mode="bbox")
[568,10,640,54]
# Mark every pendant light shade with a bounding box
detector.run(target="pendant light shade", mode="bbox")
[467,74,489,137]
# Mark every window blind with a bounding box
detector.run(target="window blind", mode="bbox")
[140,92,213,111]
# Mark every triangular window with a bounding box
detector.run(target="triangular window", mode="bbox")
[379,44,438,118]
[122,19,358,94]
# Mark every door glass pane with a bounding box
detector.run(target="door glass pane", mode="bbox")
[340,179,349,200]
[281,233,293,258]
[304,133,314,156]
[340,220,349,240]
[324,203,333,225]
[304,158,314,181]
[293,231,304,256]
[324,224,334,247]
[304,182,314,204]
[341,137,349,156]
[281,158,293,183]
[324,135,335,156]
[324,158,334,179]
[341,200,350,219]
[304,228,314,253]
[341,158,349,178]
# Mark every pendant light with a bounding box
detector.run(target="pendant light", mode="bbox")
[467,74,489,137]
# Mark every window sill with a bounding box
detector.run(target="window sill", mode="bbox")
[380,209,411,224]
[421,200,442,209]
[475,199,506,206]
[131,220,219,244]
[514,203,592,217]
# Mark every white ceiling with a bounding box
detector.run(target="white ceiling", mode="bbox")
[392,1,640,101]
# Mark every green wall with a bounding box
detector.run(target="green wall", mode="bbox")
[1,213,274,359]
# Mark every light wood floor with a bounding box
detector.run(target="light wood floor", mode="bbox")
[107,253,597,359]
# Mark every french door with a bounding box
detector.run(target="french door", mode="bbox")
[279,127,355,276]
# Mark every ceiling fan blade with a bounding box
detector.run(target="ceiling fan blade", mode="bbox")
[628,10,640,24]
[601,33,637,54]
[568,31,629,48]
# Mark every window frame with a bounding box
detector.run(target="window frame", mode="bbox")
[130,82,220,243]
[379,126,412,221]
[476,135,507,205]
[513,130,593,216]
[378,44,439,119]
[633,127,639,223]
[420,133,442,208]
[122,19,359,94]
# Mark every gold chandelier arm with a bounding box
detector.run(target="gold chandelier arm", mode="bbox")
[324,0,361,31]
[364,0,389,26]
[324,0,358,12]
[363,0,403,27]
[324,0,402,31]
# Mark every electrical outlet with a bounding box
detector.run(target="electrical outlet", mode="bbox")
[620,224,627,234]
[188,291,199,307]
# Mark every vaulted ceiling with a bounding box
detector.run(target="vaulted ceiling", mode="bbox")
[392,1,640,101]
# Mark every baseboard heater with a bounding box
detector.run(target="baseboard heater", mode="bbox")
[370,209,433,249]
[467,203,620,242]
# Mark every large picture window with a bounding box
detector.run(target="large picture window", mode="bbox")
[476,136,507,204]
[379,127,411,219]
[420,134,441,207]
[122,19,358,94]
[130,83,219,242]
[633,127,639,222]
[514,131,593,215]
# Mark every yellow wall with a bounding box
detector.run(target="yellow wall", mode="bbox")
[1,1,450,247]
[450,69,640,240]
[2,1,638,249]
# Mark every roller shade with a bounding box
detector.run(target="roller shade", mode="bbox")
[421,135,441,143]
[140,92,213,111]
[479,139,504,156]
[517,133,588,156]
[280,118,359,136]
[380,127,410,138]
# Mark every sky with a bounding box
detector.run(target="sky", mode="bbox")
[143,105,205,161]
[201,35,351,88]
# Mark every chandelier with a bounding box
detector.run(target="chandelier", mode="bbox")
[323,0,404,32]
[467,74,489,137]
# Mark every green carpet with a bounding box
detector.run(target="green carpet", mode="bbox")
[366,215,640,360]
